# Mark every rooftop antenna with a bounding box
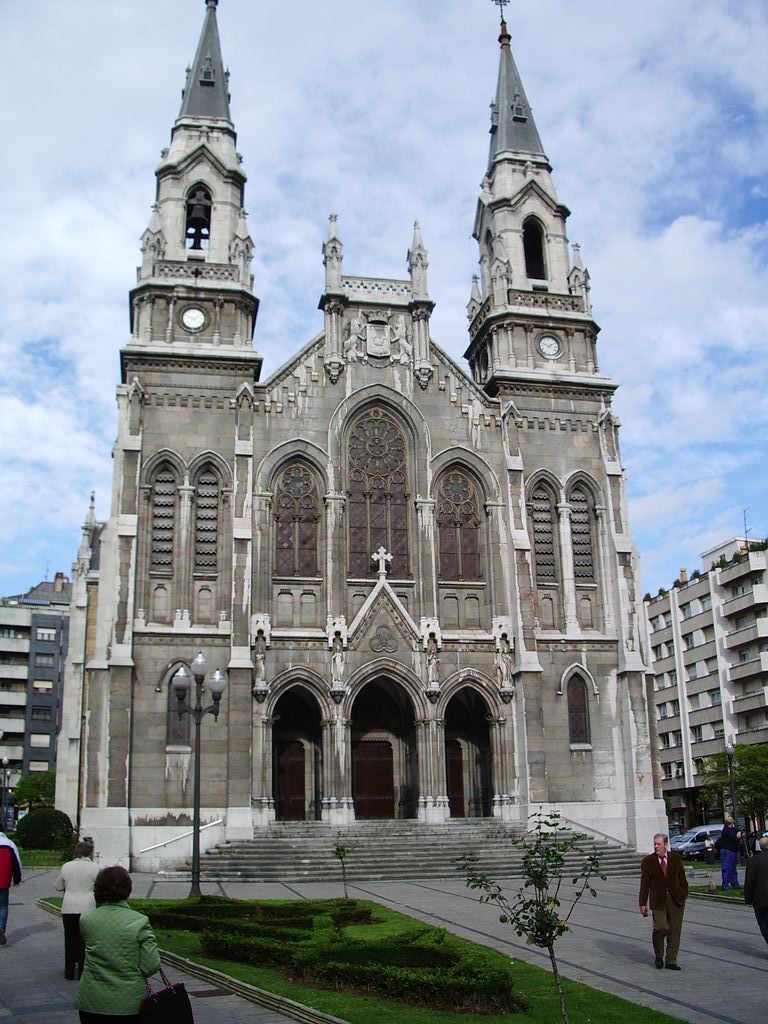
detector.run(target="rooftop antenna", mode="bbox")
[743,507,752,552]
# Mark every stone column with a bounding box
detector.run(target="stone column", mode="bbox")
[557,502,578,633]
[252,708,275,826]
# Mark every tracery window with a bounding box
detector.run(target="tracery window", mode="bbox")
[347,409,410,577]
[274,464,320,576]
[530,485,558,584]
[193,467,220,573]
[567,674,590,744]
[523,218,546,280]
[149,466,177,573]
[569,486,595,582]
[437,470,482,581]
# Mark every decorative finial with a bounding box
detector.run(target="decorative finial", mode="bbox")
[491,0,509,22]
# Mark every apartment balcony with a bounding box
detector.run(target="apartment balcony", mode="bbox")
[681,609,714,633]
[0,692,27,707]
[689,737,727,758]
[682,640,716,665]
[0,665,29,681]
[685,673,720,696]
[0,744,23,760]
[0,637,30,655]
[729,652,768,682]
[721,584,768,618]
[687,706,724,728]
[651,625,674,644]
[725,618,768,650]
[731,687,768,716]
[0,717,25,735]
[736,725,768,744]
[718,551,768,586]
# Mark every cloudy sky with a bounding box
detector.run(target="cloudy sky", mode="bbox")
[1,0,767,598]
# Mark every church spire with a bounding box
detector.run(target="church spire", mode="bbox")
[488,15,545,167]
[179,0,231,122]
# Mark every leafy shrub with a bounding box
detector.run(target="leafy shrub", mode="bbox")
[15,806,73,850]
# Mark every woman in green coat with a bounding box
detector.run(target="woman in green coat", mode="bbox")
[74,865,160,1023]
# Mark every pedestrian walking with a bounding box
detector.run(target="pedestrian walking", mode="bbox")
[639,833,689,970]
[0,829,22,946]
[744,835,768,948]
[56,839,100,979]
[715,818,742,890]
[74,865,161,1023]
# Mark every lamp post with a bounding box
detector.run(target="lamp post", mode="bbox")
[172,653,226,898]
[0,757,9,831]
[725,740,738,828]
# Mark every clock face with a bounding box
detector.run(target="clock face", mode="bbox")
[538,334,561,358]
[181,307,206,331]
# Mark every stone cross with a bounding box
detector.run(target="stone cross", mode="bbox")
[372,547,393,578]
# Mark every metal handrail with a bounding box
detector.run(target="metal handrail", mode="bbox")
[138,818,223,853]
[552,814,628,848]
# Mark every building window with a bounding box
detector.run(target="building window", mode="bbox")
[32,679,53,693]
[347,409,410,578]
[30,734,50,748]
[28,760,49,772]
[569,486,595,583]
[701,595,712,611]
[35,654,54,668]
[150,466,177,573]
[193,466,220,574]
[437,470,482,581]
[36,628,56,642]
[30,707,52,721]
[523,218,546,279]
[274,464,320,577]
[691,725,703,742]
[709,689,722,706]
[530,485,558,584]
[567,675,590,745]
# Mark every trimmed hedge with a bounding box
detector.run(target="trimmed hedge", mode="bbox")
[164,898,527,1013]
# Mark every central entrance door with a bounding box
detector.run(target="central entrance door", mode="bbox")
[352,740,395,818]
[446,739,465,817]
[275,740,305,821]
[350,678,417,819]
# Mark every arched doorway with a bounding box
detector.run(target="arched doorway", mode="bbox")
[351,679,417,819]
[445,688,492,817]
[272,688,322,821]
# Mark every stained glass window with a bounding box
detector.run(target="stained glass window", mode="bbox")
[437,470,482,580]
[274,464,319,576]
[567,675,590,744]
[347,409,410,577]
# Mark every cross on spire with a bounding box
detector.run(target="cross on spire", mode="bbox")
[372,547,393,578]
[492,0,510,21]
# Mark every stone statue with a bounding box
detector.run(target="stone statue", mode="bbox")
[331,634,345,683]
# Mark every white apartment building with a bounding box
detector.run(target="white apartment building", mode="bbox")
[644,538,768,828]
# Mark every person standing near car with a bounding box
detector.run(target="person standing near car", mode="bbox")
[745,836,768,948]
[639,833,689,970]
[716,818,743,890]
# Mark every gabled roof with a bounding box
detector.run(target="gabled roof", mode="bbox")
[178,0,231,122]
[488,19,545,167]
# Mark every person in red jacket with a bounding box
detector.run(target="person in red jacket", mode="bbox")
[639,833,689,970]
[0,830,23,945]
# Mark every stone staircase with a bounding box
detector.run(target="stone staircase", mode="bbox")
[174,820,641,883]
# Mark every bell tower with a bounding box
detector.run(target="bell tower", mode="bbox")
[128,0,260,365]
[464,15,597,393]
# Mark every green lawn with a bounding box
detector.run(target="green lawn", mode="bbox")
[130,898,686,1024]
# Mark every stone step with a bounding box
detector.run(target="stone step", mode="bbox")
[170,821,641,883]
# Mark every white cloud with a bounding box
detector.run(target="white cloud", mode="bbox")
[1,0,767,596]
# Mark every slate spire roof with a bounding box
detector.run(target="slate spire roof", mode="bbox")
[488,17,545,166]
[179,0,231,122]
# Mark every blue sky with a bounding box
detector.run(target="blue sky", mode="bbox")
[1,0,767,598]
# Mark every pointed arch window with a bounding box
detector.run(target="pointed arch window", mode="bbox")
[149,466,177,574]
[437,470,483,581]
[530,484,558,584]
[185,185,212,251]
[193,466,220,574]
[569,485,595,583]
[567,674,590,745]
[274,464,320,577]
[347,409,410,578]
[523,218,546,280]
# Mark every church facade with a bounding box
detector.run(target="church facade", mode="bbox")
[56,0,665,869]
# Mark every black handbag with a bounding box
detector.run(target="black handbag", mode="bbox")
[140,966,194,1023]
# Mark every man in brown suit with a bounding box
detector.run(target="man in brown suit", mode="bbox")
[639,833,689,969]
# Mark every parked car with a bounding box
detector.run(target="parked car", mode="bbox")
[670,824,726,861]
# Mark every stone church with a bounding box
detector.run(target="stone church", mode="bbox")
[56,0,665,868]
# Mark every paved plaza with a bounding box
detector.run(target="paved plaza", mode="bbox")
[0,868,764,1023]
